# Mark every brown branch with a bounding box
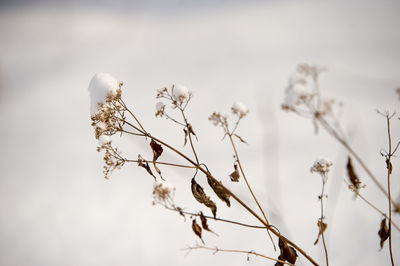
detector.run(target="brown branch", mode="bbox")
[319,180,329,266]
[184,245,294,266]
[383,112,395,266]
[117,102,319,266]
[317,116,396,205]
[163,206,267,229]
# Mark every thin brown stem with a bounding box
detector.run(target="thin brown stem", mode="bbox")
[184,245,294,266]
[119,98,148,134]
[317,116,396,205]
[147,132,319,265]
[384,114,395,266]
[180,109,200,165]
[118,104,319,266]
[227,132,276,250]
[163,206,267,229]
[319,180,329,266]
[125,159,196,169]
[353,189,400,232]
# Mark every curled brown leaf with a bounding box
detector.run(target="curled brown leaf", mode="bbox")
[199,211,218,236]
[314,220,327,245]
[378,217,389,249]
[207,173,231,207]
[191,178,217,218]
[278,238,298,264]
[347,156,361,190]
[192,219,205,244]
[137,155,156,180]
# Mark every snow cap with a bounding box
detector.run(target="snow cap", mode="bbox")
[88,72,122,116]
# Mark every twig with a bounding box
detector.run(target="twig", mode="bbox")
[163,206,267,229]
[125,159,196,169]
[183,245,294,265]
[381,111,396,266]
[319,180,329,266]
[227,131,276,250]
[115,102,319,266]
[350,186,400,232]
[317,116,396,206]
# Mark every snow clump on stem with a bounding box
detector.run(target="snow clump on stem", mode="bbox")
[172,84,190,103]
[231,101,249,118]
[88,72,122,116]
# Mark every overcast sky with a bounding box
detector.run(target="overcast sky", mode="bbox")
[0,1,399,265]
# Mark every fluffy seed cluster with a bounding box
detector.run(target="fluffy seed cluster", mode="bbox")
[209,112,228,127]
[152,180,175,205]
[311,157,333,180]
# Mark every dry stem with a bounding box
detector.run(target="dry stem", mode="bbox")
[184,245,295,265]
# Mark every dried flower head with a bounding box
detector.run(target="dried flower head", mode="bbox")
[155,102,166,117]
[231,102,249,118]
[311,157,333,180]
[208,112,227,127]
[89,73,124,140]
[152,180,175,204]
[172,84,190,104]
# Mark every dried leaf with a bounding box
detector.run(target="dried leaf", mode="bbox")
[192,219,205,244]
[183,129,188,146]
[278,238,298,264]
[137,155,156,180]
[207,174,231,207]
[199,211,218,236]
[229,163,240,182]
[191,178,217,218]
[378,218,389,249]
[314,220,328,245]
[188,124,198,141]
[234,134,247,144]
[150,140,163,179]
[386,158,393,174]
[150,139,163,161]
[347,157,361,189]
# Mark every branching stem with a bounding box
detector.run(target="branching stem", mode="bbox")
[184,245,295,265]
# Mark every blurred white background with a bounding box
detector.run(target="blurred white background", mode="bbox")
[0,0,399,265]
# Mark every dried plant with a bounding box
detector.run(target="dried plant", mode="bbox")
[88,67,399,266]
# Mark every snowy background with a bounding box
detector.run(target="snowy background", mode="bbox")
[0,0,400,265]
